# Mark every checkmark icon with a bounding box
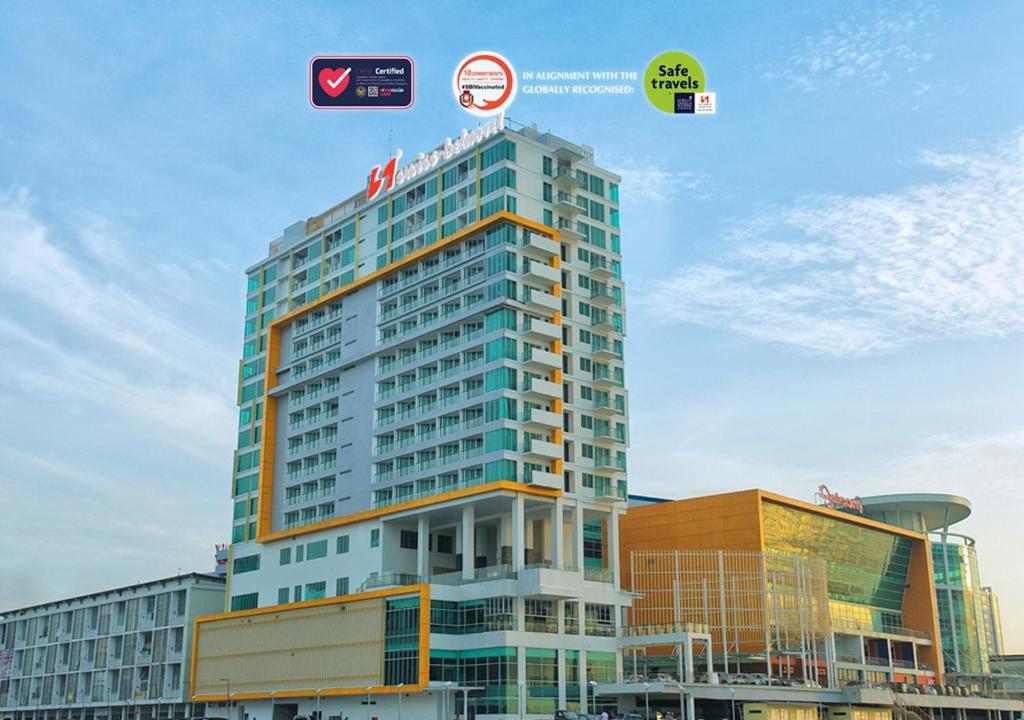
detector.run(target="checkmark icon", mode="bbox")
[318,67,351,97]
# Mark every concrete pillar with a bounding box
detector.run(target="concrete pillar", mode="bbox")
[580,649,589,715]
[574,501,585,578]
[461,505,475,580]
[557,648,567,710]
[551,499,564,567]
[608,509,620,588]
[417,515,429,580]
[684,639,695,683]
[517,647,527,717]
[498,514,507,564]
[512,495,525,571]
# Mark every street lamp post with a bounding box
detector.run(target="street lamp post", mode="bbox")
[219,679,231,719]
[365,687,371,720]
[588,680,598,717]
[517,680,525,720]
[729,688,736,720]
[396,683,404,720]
[316,688,322,720]
[642,681,650,720]
[443,681,452,720]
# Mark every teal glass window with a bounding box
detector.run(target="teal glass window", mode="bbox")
[484,459,517,482]
[306,539,328,560]
[229,593,258,611]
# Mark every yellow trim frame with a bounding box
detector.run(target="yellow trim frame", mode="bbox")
[255,212,560,542]
[190,583,431,701]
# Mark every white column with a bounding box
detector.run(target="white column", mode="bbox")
[684,639,695,683]
[574,501,585,578]
[551,499,564,568]
[517,646,527,717]
[417,515,429,580]
[557,648,567,711]
[498,514,508,565]
[512,494,525,571]
[580,649,589,715]
[608,509,620,588]
[461,504,475,580]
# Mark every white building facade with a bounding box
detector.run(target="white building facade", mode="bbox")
[199,118,632,719]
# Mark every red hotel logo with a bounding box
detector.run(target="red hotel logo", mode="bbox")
[367,150,403,201]
[365,115,503,201]
[816,484,864,514]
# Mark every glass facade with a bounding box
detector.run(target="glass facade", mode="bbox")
[429,597,516,634]
[586,651,617,715]
[762,501,913,634]
[383,597,420,685]
[429,647,517,715]
[525,648,558,714]
[932,538,990,673]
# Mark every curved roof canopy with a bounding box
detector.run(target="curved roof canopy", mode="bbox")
[860,493,971,532]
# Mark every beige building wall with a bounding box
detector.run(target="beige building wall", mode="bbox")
[192,597,387,698]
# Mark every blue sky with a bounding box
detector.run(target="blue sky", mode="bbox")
[1,1,1022,649]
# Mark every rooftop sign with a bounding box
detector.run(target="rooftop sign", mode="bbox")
[366,113,504,201]
[816,484,864,514]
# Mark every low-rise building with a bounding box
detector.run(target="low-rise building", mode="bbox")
[0,574,225,720]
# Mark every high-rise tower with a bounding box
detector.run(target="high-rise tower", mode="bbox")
[194,118,631,718]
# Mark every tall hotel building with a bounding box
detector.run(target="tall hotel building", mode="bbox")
[193,118,630,718]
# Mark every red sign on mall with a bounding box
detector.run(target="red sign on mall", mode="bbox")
[816,484,864,514]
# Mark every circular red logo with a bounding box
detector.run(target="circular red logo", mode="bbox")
[452,51,517,117]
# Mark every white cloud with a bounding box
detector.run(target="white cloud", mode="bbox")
[0,190,237,610]
[763,4,935,92]
[607,162,709,203]
[637,129,1024,357]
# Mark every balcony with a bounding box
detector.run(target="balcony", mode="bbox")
[593,427,623,447]
[591,313,617,332]
[590,286,616,307]
[589,256,615,279]
[591,338,619,359]
[522,347,561,371]
[521,317,560,342]
[524,438,561,462]
[521,289,561,313]
[555,192,581,214]
[522,377,561,400]
[432,564,518,586]
[553,165,585,188]
[518,565,582,598]
[593,398,623,418]
[594,479,624,503]
[523,407,562,430]
[594,456,625,476]
[522,232,559,260]
[523,261,560,286]
[584,566,614,583]
[524,469,562,490]
[358,572,421,593]
[556,218,584,242]
[589,372,618,389]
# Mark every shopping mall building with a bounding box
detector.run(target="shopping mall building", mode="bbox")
[859,494,1006,678]
[618,489,943,688]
